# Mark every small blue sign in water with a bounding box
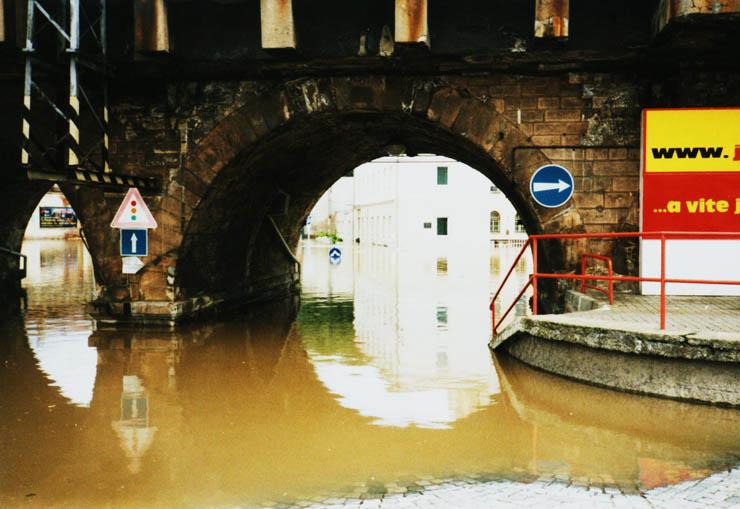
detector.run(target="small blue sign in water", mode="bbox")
[120,229,148,257]
[529,164,575,208]
[329,246,342,264]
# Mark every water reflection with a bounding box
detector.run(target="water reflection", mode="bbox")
[22,239,97,407]
[0,239,737,508]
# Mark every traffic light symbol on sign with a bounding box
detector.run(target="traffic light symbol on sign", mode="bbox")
[110,188,158,229]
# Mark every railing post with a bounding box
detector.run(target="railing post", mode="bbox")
[491,301,496,336]
[660,234,666,330]
[532,237,538,315]
[607,258,614,305]
[580,254,586,293]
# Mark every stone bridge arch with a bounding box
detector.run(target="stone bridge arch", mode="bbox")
[166,76,584,315]
[0,179,112,305]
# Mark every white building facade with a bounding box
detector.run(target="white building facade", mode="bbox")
[350,155,527,251]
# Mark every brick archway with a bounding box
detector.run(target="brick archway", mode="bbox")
[170,76,584,308]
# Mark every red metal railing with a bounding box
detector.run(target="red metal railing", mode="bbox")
[489,231,740,335]
[581,253,613,304]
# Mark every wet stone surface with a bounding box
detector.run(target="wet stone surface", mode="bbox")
[264,468,740,509]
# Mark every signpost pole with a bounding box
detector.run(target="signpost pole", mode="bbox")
[660,234,666,330]
[531,237,538,316]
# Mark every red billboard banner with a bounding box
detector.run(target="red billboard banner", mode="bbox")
[641,108,740,233]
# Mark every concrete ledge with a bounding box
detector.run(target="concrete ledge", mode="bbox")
[491,317,740,406]
[564,289,609,313]
[492,316,740,363]
[499,333,740,406]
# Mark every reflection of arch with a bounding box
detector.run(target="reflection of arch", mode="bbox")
[490,210,501,234]
[175,77,582,303]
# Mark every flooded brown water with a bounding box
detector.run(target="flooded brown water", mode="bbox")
[0,239,738,508]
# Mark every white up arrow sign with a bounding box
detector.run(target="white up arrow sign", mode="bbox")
[131,232,138,253]
[532,179,571,193]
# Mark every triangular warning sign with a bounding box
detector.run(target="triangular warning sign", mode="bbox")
[111,188,158,229]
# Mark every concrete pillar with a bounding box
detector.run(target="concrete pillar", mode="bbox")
[134,0,170,53]
[534,0,569,38]
[0,0,5,43]
[654,0,740,33]
[395,0,429,46]
[260,0,296,50]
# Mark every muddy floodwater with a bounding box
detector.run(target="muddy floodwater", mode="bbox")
[1,239,738,508]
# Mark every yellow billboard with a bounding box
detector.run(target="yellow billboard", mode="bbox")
[643,108,740,173]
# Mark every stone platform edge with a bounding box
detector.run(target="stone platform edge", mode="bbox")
[490,316,740,406]
[491,316,740,363]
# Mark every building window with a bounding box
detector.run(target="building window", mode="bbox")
[436,306,448,325]
[515,215,526,233]
[437,257,447,273]
[437,166,448,185]
[490,211,501,233]
[436,217,448,236]
[423,222,432,229]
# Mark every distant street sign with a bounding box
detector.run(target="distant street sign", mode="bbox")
[111,188,158,229]
[122,256,145,275]
[329,246,342,264]
[529,164,574,208]
[120,229,148,257]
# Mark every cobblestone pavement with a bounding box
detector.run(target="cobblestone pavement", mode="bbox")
[551,295,740,336]
[276,468,740,509]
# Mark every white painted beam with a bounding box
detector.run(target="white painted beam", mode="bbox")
[534,0,569,38]
[134,0,170,53]
[395,0,429,46]
[0,0,5,43]
[260,0,296,50]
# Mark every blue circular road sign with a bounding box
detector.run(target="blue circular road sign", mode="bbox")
[329,246,342,264]
[529,164,574,208]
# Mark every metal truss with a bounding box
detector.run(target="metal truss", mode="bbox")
[20,0,158,193]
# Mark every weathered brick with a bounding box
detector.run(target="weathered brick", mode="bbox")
[533,122,586,135]
[531,135,561,145]
[593,160,639,176]
[561,134,582,145]
[521,110,545,122]
[585,148,609,160]
[545,110,583,122]
[574,193,605,208]
[560,97,585,109]
[538,97,560,109]
[543,148,585,160]
[580,207,627,225]
[520,96,539,109]
[608,148,629,160]
[605,192,636,208]
[611,177,639,192]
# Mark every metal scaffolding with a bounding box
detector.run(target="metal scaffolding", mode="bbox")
[20,0,158,192]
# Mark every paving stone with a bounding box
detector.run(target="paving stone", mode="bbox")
[292,467,739,509]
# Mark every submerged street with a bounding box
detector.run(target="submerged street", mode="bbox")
[0,239,738,508]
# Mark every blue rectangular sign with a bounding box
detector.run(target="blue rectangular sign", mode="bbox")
[120,229,148,257]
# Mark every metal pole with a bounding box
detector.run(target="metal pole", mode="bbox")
[580,254,586,293]
[21,0,35,166]
[101,0,111,172]
[531,237,538,315]
[68,0,80,167]
[660,234,666,330]
[491,299,496,336]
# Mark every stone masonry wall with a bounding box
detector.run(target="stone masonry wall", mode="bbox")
[103,72,647,307]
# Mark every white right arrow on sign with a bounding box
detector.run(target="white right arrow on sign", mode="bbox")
[533,179,571,193]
